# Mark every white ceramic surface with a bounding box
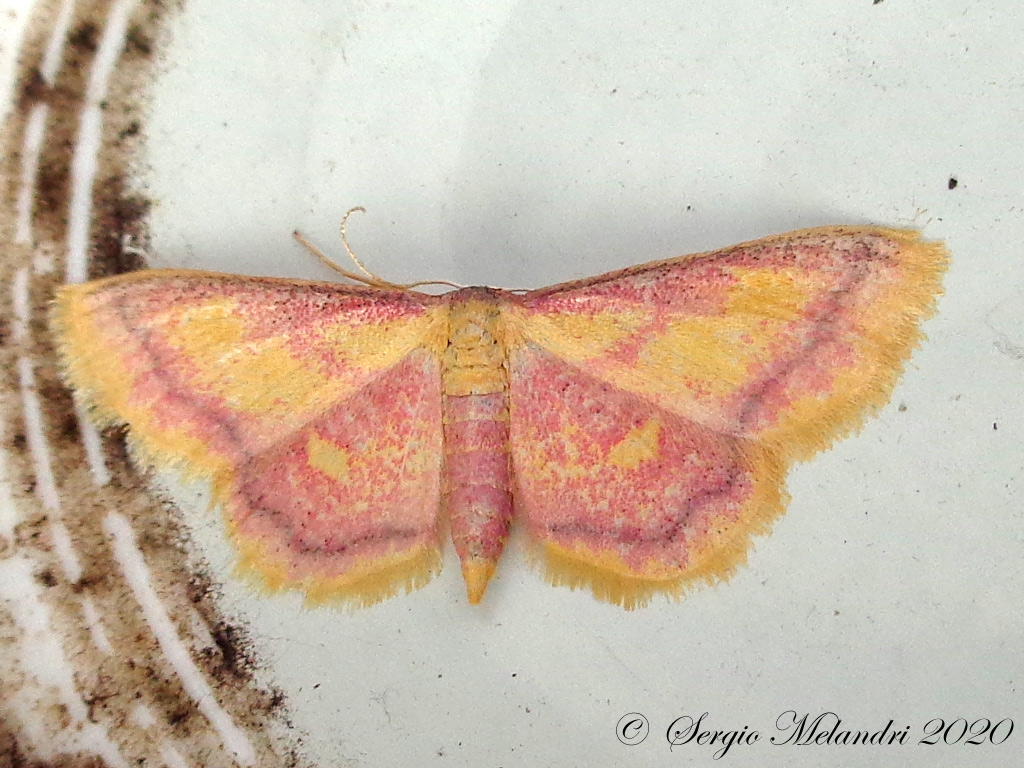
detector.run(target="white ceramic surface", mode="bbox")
[2,1,1022,766]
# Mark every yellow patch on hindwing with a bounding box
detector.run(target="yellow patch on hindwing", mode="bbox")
[607,419,661,469]
[307,434,350,481]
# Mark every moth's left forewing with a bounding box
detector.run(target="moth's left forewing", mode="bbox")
[504,227,947,607]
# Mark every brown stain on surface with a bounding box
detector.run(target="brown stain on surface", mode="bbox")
[1,1,300,767]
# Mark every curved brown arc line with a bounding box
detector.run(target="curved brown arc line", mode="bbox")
[124,318,252,455]
[734,254,875,430]
[242,498,425,557]
[542,455,752,546]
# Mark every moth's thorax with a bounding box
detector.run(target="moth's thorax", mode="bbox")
[441,287,513,397]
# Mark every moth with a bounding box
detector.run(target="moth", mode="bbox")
[51,226,946,608]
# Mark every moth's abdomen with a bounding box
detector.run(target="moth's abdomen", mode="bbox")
[443,393,512,603]
[442,292,514,604]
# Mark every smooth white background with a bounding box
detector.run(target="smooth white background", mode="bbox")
[136,1,1022,766]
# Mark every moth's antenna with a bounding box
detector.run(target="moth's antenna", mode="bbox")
[292,229,398,290]
[340,208,467,290]
[339,207,379,283]
[294,207,466,291]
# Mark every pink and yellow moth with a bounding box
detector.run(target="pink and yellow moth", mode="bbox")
[51,226,947,609]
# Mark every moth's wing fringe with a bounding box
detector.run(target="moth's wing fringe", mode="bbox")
[231,527,443,610]
[50,283,137,432]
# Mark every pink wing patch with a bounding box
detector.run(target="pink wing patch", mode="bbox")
[230,349,444,606]
[509,346,783,608]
